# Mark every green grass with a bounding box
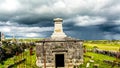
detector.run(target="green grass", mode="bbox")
[14,49,39,68]
[5,38,43,43]
[0,48,39,68]
[84,43,120,51]
[81,52,119,68]
[82,42,120,68]
[1,50,119,68]
[19,38,43,42]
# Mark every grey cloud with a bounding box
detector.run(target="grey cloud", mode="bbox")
[0,0,120,39]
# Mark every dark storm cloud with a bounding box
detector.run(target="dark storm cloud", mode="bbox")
[64,25,105,40]
[0,0,120,39]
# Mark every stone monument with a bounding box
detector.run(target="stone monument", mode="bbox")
[51,18,67,39]
[0,32,1,46]
[0,32,1,41]
[36,18,83,68]
[1,33,5,41]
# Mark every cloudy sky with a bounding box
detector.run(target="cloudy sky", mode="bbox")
[0,0,120,40]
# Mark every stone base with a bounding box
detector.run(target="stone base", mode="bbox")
[36,62,54,68]
[36,62,83,68]
[51,32,67,39]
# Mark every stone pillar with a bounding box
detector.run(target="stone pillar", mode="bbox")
[51,18,67,39]
[1,33,5,41]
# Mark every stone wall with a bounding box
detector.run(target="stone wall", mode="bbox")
[36,37,83,68]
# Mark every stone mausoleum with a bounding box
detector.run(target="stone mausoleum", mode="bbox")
[36,18,83,68]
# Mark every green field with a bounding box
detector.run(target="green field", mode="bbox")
[84,42,120,51]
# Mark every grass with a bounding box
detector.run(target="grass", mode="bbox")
[1,49,119,68]
[84,43,120,51]
[81,41,120,68]
[0,48,39,68]
[82,41,120,68]
[5,38,43,43]
[14,49,39,68]
[81,52,119,68]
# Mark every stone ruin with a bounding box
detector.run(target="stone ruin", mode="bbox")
[36,18,83,68]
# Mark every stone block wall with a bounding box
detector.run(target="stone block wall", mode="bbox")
[36,37,83,68]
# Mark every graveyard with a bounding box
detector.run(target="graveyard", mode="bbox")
[0,40,120,68]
